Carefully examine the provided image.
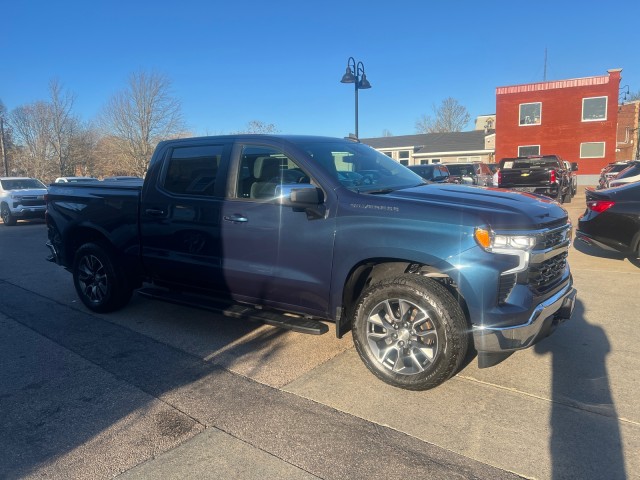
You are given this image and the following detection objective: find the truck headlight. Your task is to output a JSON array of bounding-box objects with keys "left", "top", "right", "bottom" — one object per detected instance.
[{"left": 474, "top": 227, "right": 536, "bottom": 274}]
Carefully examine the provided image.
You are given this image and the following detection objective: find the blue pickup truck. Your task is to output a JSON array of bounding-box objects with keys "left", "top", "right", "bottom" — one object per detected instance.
[{"left": 45, "top": 135, "right": 576, "bottom": 390}]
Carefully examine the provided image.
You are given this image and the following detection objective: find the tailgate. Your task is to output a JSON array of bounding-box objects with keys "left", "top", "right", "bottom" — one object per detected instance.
[{"left": 499, "top": 168, "right": 552, "bottom": 189}]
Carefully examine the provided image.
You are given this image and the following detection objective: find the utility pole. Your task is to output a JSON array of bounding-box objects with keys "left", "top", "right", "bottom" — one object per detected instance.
[
  {"left": 543, "top": 48, "right": 547, "bottom": 82},
  {"left": 0, "top": 116, "right": 8, "bottom": 176}
]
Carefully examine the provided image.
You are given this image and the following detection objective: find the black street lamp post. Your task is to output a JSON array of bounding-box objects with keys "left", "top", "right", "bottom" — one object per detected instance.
[{"left": 340, "top": 57, "right": 371, "bottom": 139}]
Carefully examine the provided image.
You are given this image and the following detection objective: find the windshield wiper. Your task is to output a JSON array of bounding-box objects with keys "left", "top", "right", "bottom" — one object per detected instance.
[{"left": 364, "top": 188, "right": 397, "bottom": 195}]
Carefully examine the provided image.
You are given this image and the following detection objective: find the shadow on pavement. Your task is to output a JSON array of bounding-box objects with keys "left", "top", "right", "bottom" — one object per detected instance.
[
  {"left": 0, "top": 280, "right": 286, "bottom": 478},
  {"left": 534, "top": 298, "right": 627, "bottom": 479}
]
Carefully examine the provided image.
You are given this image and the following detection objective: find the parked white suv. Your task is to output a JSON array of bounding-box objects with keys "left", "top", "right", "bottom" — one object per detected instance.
[{"left": 0, "top": 177, "right": 48, "bottom": 226}]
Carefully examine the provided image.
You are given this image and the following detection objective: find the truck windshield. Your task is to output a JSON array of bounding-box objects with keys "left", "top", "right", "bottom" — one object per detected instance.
[
  {"left": 296, "top": 140, "right": 424, "bottom": 192},
  {"left": 0, "top": 179, "right": 47, "bottom": 190}
]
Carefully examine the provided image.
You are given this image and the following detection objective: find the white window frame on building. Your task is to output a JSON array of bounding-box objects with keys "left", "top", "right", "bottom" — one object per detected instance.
[
  {"left": 582, "top": 97, "right": 608, "bottom": 122},
  {"left": 383, "top": 151, "right": 393, "bottom": 158},
  {"left": 420, "top": 158, "right": 441, "bottom": 165},
  {"left": 518, "top": 145, "right": 540, "bottom": 156},
  {"left": 580, "top": 141, "right": 606, "bottom": 158},
  {"left": 398, "top": 150, "right": 410, "bottom": 161},
  {"left": 519, "top": 102, "right": 542, "bottom": 126}
]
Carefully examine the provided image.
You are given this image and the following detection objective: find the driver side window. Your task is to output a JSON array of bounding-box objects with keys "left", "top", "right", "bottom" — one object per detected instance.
[{"left": 236, "top": 146, "right": 308, "bottom": 200}]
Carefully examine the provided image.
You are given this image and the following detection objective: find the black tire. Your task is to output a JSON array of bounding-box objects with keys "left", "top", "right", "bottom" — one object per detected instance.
[
  {"left": 72, "top": 242, "right": 133, "bottom": 312},
  {"left": 352, "top": 274, "right": 468, "bottom": 390},
  {"left": 1, "top": 204, "right": 17, "bottom": 226}
]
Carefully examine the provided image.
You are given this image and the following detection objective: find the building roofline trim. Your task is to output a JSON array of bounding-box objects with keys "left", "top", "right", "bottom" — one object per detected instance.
[
  {"left": 496, "top": 75, "right": 612, "bottom": 95},
  {"left": 413, "top": 149, "right": 494, "bottom": 157}
]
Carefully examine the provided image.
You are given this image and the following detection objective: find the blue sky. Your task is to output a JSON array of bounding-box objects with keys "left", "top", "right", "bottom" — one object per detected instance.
[{"left": 3, "top": 0, "right": 639, "bottom": 139}]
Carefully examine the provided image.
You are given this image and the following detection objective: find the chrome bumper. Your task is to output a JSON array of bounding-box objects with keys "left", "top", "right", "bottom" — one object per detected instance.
[{"left": 472, "top": 280, "right": 576, "bottom": 353}]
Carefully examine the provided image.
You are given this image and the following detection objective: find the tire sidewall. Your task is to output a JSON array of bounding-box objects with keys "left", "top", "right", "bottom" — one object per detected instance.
[
  {"left": 1, "top": 204, "right": 16, "bottom": 226},
  {"left": 352, "top": 275, "right": 467, "bottom": 390},
  {"left": 72, "top": 242, "right": 130, "bottom": 312}
]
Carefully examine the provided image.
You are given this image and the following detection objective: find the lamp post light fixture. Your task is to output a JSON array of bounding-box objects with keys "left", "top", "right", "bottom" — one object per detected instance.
[{"left": 340, "top": 57, "right": 371, "bottom": 139}]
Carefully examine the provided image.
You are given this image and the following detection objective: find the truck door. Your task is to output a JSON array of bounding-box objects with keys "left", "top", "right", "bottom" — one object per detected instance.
[
  {"left": 220, "top": 143, "right": 336, "bottom": 317},
  {"left": 139, "top": 141, "right": 232, "bottom": 293}
]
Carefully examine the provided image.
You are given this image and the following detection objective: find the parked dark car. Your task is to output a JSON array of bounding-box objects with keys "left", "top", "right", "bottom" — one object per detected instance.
[
  {"left": 607, "top": 161, "right": 640, "bottom": 189},
  {"left": 443, "top": 162, "right": 494, "bottom": 186},
  {"left": 577, "top": 182, "right": 640, "bottom": 257},
  {"left": 408, "top": 164, "right": 451, "bottom": 183},
  {"left": 597, "top": 161, "right": 631, "bottom": 189}
]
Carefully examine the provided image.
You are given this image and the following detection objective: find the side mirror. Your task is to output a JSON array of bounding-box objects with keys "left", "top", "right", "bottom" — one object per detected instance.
[
  {"left": 275, "top": 184, "right": 324, "bottom": 207},
  {"left": 571, "top": 162, "right": 579, "bottom": 172}
]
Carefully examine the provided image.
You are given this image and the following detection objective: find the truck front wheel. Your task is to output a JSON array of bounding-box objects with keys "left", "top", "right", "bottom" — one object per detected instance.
[
  {"left": 352, "top": 274, "right": 468, "bottom": 390},
  {"left": 1, "top": 204, "right": 16, "bottom": 226},
  {"left": 72, "top": 242, "right": 133, "bottom": 313}
]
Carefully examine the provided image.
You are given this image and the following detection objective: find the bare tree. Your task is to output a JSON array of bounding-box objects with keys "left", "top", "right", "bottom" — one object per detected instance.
[
  {"left": 100, "top": 71, "right": 184, "bottom": 177},
  {"left": 68, "top": 124, "right": 101, "bottom": 177},
  {"left": 415, "top": 97, "right": 471, "bottom": 133},
  {"left": 48, "top": 79, "right": 78, "bottom": 177},
  {"left": 233, "top": 120, "right": 279, "bottom": 134},
  {"left": 628, "top": 90, "right": 640, "bottom": 102},
  {"left": 0, "top": 100, "right": 10, "bottom": 176},
  {"left": 9, "top": 102, "right": 56, "bottom": 180}
]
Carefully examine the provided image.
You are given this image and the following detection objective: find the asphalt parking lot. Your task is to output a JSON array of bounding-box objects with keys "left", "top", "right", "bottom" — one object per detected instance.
[{"left": 1, "top": 187, "right": 639, "bottom": 479}]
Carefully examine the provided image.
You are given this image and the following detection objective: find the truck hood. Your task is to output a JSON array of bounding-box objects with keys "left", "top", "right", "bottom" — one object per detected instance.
[
  {"left": 381, "top": 184, "right": 568, "bottom": 230},
  {"left": 6, "top": 188, "right": 48, "bottom": 196}
]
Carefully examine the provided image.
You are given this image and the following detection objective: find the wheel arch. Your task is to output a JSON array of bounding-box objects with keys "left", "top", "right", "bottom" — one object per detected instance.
[
  {"left": 62, "top": 225, "right": 112, "bottom": 268},
  {"left": 337, "top": 258, "right": 471, "bottom": 338}
]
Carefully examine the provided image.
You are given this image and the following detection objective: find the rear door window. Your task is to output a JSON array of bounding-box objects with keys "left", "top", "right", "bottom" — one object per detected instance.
[{"left": 163, "top": 145, "right": 225, "bottom": 196}]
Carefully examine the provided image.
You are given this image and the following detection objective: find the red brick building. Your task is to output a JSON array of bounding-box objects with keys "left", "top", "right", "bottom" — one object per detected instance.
[
  {"left": 617, "top": 101, "right": 640, "bottom": 161},
  {"left": 495, "top": 69, "right": 622, "bottom": 177}
]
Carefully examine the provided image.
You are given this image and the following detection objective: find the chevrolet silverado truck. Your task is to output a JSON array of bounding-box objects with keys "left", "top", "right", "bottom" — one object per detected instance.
[
  {"left": 495, "top": 155, "right": 577, "bottom": 203},
  {"left": 1, "top": 177, "right": 48, "bottom": 226},
  {"left": 45, "top": 135, "right": 576, "bottom": 390}
]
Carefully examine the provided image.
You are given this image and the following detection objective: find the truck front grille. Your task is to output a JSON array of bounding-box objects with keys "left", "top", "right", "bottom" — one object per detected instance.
[
  {"left": 528, "top": 251, "right": 568, "bottom": 292},
  {"left": 19, "top": 199, "right": 45, "bottom": 207},
  {"left": 497, "top": 223, "right": 571, "bottom": 304},
  {"left": 528, "top": 224, "right": 571, "bottom": 295}
]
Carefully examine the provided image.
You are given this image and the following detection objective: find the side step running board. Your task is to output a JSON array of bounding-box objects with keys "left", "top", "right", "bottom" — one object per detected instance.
[{"left": 137, "top": 287, "right": 329, "bottom": 335}]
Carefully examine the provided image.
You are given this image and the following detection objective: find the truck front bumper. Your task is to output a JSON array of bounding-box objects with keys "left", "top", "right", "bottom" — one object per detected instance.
[
  {"left": 11, "top": 205, "right": 46, "bottom": 219},
  {"left": 472, "top": 279, "right": 576, "bottom": 353}
]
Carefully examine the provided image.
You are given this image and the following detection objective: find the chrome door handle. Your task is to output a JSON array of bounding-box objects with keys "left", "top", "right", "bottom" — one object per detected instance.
[{"left": 224, "top": 214, "right": 248, "bottom": 223}]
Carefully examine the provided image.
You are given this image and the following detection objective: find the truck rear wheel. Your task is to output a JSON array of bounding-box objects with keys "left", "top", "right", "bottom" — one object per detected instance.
[
  {"left": 352, "top": 274, "right": 468, "bottom": 390},
  {"left": 72, "top": 242, "right": 133, "bottom": 313}
]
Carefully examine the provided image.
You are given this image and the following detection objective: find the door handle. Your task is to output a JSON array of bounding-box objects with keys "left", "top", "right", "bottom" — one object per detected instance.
[
  {"left": 224, "top": 214, "right": 248, "bottom": 223},
  {"left": 145, "top": 208, "right": 166, "bottom": 217}
]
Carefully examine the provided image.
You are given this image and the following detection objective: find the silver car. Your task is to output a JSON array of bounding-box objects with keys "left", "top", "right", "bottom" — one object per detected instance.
[{"left": 0, "top": 177, "right": 48, "bottom": 226}]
